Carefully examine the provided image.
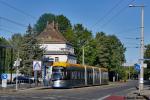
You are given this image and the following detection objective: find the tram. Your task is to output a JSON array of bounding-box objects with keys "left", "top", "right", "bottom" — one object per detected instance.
[{"left": 51, "top": 62, "right": 108, "bottom": 88}]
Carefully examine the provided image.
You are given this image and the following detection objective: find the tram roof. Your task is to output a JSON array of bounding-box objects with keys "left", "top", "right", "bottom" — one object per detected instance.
[
  {"left": 52, "top": 62, "right": 108, "bottom": 71},
  {"left": 53, "top": 62, "right": 82, "bottom": 68}
]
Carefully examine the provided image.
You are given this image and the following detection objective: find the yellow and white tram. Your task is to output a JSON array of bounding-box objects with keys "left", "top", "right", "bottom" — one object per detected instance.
[{"left": 51, "top": 62, "right": 108, "bottom": 88}]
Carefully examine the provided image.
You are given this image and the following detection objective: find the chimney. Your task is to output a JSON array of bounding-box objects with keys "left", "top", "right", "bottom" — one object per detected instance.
[
  {"left": 46, "top": 21, "right": 49, "bottom": 27},
  {"left": 55, "top": 22, "right": 59, "bottom": 30},
  {"left": 52, "top": 20, "right": 55, "bottom": 28}
]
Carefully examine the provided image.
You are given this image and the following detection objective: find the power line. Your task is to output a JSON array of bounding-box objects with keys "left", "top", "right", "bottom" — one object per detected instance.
[
  {"left": 124, "top": 37, "right": 140, "bottom": 40},
  {"left": 0, "top": 27, "right": 15, "bottom": 33},
  {"left": 123, "top": 42, "right": 139, "bottom": 45},
  {"left": 0, "top": 0, "right": 36, "bottom": 19},
  {"left": 101, "top": 0, "right": 136, "bottom": 28},
  {"left": 0, "top": 24, "right": 23, "bottom": 30},
  {"left": 91, "top": 0, "right": 125, "bottom": 28},
  {"left": 116, "top": 27, "right": 140, "bottom": 34},
  {"left": 126, "top": 46, "right": 139, "bottom": 48},
  {"left": 0, "top": 16, "right": 27, "bottom": 28}
]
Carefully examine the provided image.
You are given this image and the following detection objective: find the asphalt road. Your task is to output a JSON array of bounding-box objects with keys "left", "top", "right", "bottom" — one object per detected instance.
[{"left": 0, "top": 80, "right": 138, "bottom": 100}]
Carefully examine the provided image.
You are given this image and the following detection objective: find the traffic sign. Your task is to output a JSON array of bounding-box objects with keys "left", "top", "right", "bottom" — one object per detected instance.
[
  {"left": 1, "top": 73, "right": 7, "bottom": 88},
  {"left": 1, "top": 73, "right": 7, "bottom": 79},
  {"left": 2, "top": 79, "right": 7, "bottom": 88},
  {"left": 134, "top": 64, "right": 140, "bottom": 72},
  {"left": 143, "top": 64, "right": 147, "bottom": 68},
  {"left": 33, "top": 61, "right": 42, "bottom": 71}
]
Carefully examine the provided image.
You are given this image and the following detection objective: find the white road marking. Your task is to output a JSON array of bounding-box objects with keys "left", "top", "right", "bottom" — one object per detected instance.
[
  {"left": 43, "top": 97, "right": 56, "bottom": 100},
  {"left": 97, "top": 95, "right": 111, "bottom": 100}
]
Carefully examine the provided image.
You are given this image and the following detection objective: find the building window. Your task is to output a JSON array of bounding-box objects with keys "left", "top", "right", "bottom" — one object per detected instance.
[{"left": 55, "top": 57, "right": 59, "bottom": 62}]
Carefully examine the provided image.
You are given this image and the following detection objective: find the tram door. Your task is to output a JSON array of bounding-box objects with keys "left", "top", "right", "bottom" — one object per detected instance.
[{"left": 46, "top": 66, "right": 53, "bottom": 83}]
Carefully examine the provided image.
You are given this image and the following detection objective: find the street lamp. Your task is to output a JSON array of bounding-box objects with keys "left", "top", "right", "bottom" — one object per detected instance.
[{"left": 129, "top": 4, "right": 145, "bottom": 94}]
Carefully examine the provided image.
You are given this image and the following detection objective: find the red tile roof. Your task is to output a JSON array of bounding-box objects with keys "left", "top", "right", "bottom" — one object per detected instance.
[{"left": 37, "top": 22, "right": 67, "bottom": 44}]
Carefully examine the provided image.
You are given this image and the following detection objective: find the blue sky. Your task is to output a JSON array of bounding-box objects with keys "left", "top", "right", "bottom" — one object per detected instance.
[{"left": 0, "top": 0, "right": 149, "bottom": 64}]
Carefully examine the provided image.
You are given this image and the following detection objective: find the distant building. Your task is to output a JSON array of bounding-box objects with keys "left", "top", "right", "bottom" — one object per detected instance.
[{"left": 37, "top": 22, "right": 77, "bottom": 64}]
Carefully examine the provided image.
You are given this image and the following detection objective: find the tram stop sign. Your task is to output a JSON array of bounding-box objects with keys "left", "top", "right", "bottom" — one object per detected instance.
[{"left": 33, "top": 61, "right": 42, "bottom": 71}]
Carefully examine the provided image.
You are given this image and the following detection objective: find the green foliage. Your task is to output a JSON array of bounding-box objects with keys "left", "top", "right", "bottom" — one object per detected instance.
[
  {"left": 144, "top": 68, "right": 150, "bottom": 80},
  {"left": 56, "top": 15, "right": 72, "bottom": 34},
  {"left": 9, "top": 25, "right": 44, "bottom": 75},
  {"left": 72, "top": 24, "right": 93, "bottom": 64},
  {"left": 34, "top": 13, "right": 71, "bottom": 35},
  {"left": 0, "top": 37, "right": 13, "bottom": 73},
  {"left": 19, "top": 25, "right": 44, "bottom": 74},
  {"left": 0, "top": 37, "right": 9, "bottom": 45},
  {"left": 144, "top": 44, "right": 150, "bottom": 79},
  {"left": 144, "top": 44, "right": 150, "bottom": 68},
  {"left": 34, "top": 13, "right": 56, "bottom": 34},
  {"left": 95, "top": 32, "right": 126, "bottom": 70},
  {"left": 9, "top": 33, "right": 23, "bottom": 59}
]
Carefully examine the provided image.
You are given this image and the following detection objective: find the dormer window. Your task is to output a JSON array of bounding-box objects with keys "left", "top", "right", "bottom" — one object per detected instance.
[{"left": 55, "top": 57, "right": 59, "bottom": 62}]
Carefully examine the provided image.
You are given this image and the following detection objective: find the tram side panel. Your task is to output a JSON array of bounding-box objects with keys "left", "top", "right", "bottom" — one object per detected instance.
[
  {"left": 101, "top": 70, "right": 109, "bottom": 85},
  {"left": 67, "top": 66, "right": 85, "bottom": 88},
  {"left": 94, "top": 68, "right": 101, "bottom": 85},
  {"left": 87, "top": 68, "right": 93, "bottom": 85}
]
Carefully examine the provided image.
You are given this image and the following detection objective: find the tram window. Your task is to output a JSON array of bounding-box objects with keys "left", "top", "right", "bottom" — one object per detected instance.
[
  {"left": 74, "top": 71, "right": 76, "bottom": 79},
  {"left": 76, "top": 72, "right": 78, "bottom": 79},
  {"left": 96, "top": 72, "right": 98, "bottom": 79},
  {"left": 72, "top": 71, "right": 76, "bottom": 79},
  {"left": 95, "top": 72, "right": 97, "bottom": 79},
  {"left": 66, "top": 70, "right": 71, "bottom": 80},
  {"left": 71, "top": 72, "right": 74, "bottom": 79},
  {"left": 87, "top": 72, "right": 89, "bottom": 79},
  {"left": 78, "top": 72, "right": 80, "bottom": 79},
  {"left": 81, "top": 72, "right": 83, "bottom": 79},
  {"left": 75, "top": 72, "right": 78, "bottom": 79},
  {"left": 52, "top": 67, "right": 66, "bottom": 80}
]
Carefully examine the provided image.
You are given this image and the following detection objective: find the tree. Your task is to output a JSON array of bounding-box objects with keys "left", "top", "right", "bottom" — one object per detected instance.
[
  {"left": 0, "top": 37, "right": 12, "bottom": 73},
  {"left": 95, "top": 32, "right": 126, "bottom": 70},
  {"left": 34, "top": 13, "right": 55, "bottom": 34},
  {"left": 144, "top": 44, "right": 150, "bottom": 68},
  {"left": 9, "top": 33, "right": 23, "bottom": 60},
  {"left": 0, "top": 37, "right": 9, "bottom": 45},
  {"left": 13, "top": 25, "right": 44, "bottom": 74},
  {"left": 34, "top": 13, "right": 71, "bottom": 35},
  {"left": 56, "top": 15, "right": 72, "bottom": 34},
  {"left": 72, "top": 24, "right": 93, "bottom": 64},
  {"left": 144, "top": 44, "right": 150, "bottom": 79},
  {"left": 95, "top": 32, "right": 110, "bottom": 67}
]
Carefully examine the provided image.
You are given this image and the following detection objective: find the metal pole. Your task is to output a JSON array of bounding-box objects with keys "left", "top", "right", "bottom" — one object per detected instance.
[
  {"left": 16, "top": 66, "right": 18, "bottom": 90},
  {"left": 16, "top": 51, "right": 19, "bottom": 91},
  {"left": 83, "top": 46, "right": 87, "bottom": 85},
  {"left": 82, "top": 46, "right": 85, "bottom": 65},
  {"left": 129, "top": 66, "right": 130, "bottom": 80},
  {"left": 139, "top": 6, "right": 144, "bottom": 92},
  {"left": 129, "top": 4, "right": 145, "bottom": 94}
]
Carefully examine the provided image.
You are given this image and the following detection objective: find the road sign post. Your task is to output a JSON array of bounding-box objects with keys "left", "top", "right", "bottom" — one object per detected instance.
[{"left": 14, "top": 57, "right": 21, "bottom": 91}]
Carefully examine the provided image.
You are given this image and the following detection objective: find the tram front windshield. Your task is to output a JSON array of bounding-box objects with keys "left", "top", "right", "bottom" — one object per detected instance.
[{"left": 52, "top": 67, "right": 65, "bottom": 80}]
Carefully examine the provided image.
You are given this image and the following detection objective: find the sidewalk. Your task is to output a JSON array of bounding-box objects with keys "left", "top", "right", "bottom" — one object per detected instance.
[
  {"left": 126, "top": 81, "right": 150, "bottom": 100},
  {"left": 0, "top": 83, "right": 44, "bottom": 94}
]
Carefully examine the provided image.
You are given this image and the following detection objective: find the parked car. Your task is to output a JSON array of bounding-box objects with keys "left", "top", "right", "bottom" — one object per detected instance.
[{"left": 13, "top": 76, "right": 34, "bottom": 84}]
